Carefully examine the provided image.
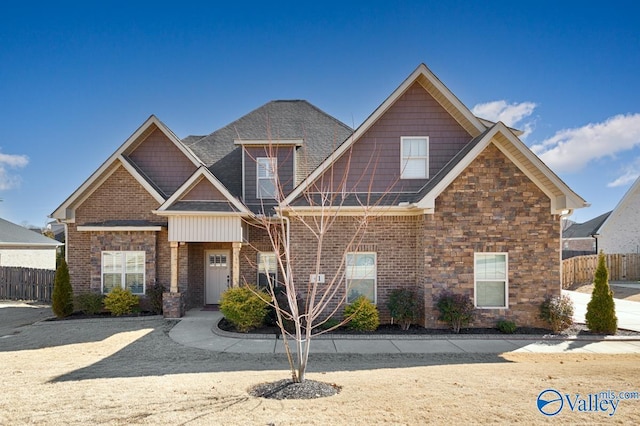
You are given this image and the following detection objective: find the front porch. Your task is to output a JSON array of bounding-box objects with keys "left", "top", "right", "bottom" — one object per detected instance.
[{"left": 161, "top": 218, "right": 273, "bottom": 318}]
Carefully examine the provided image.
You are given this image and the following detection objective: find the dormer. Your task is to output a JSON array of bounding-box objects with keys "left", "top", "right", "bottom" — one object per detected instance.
[{"left": 235, "top": 139, "right": 302, "bottom": 212}]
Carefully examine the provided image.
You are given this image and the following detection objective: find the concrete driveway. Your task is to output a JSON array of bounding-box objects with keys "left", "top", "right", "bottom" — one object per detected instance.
[
  {"left": 563, "top": 290, "right": 640, "bottom": 332},
  {"left": 0, "top": 301, "right": 52, "bottom": 337}
]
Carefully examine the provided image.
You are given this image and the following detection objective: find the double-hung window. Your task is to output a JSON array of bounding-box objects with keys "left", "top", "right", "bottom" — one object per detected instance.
[
  {"left": 474, "top": 253, "right": 508, "bottom": 308},
  {"left": 345, "top": 252, "right": 376, "bottom": 303},
  {"left": 257, "top": 157, "right": 277, "bottom": 199},
  {"left": 102, "top": 251, "right": 145, "bottom": 295},
  {"left": 257, "top": 252, "right": 277, "bottom": 288},
  {"left": 400, "top": 136, "right": 428, "bottom": 179}
]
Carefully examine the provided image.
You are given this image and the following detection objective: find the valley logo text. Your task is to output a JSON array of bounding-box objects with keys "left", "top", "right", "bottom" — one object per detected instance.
[{"left": 537, "top": 388, "right": 640, "bottom": 417}]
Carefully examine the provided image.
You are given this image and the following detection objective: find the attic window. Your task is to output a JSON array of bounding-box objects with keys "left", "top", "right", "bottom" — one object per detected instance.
[
  {"left": 257, "top": 157, "right": 277, "bottom": 199},
  {"left": 400, "top": 136, "right": 429, "bottom": 179}
]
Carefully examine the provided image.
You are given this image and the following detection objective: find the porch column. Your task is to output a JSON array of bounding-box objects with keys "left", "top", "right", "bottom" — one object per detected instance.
[
  {"left": 232, "top": 242, "right": 242, "bottom": 287},
  {"left": 170, "top": 241, "right": 179, "bottom": 292}
]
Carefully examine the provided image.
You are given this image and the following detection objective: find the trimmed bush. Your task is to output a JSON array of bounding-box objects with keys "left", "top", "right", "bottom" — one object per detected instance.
[
  {"left": 104, "top": 287, "right": 140, "bottom": 316},
  {"left": 386, "top": 288, "right": 419, "bottom": 330},
  {"left": 344, "top": 296, "right": 379, "bottom": 331},
  {"left": 317, "top": 317, "right": 341, "bottom": 331},
  {"left": 496, "top": 319, "right": 517, "bottom": 334},
  {"left": 75, "top": 292, "right": 103, "bottom": 315},
  {"left": 220, "top": 286, "right": 270, "bottom": 332},
  {"left": 436, "top": 291, "right": 474, "bottom": 333},
  {"left": 52, "top": 257, "right": 73, "bottom": 318},
  {"left": 586, "top": 252, "right": 618, "bottom": 334},
  {"left": 540, "top": 294, "right": 574, "bottom": 333},
  {"left": 146, "top": 282, "right": 165, "bottom": 314}
]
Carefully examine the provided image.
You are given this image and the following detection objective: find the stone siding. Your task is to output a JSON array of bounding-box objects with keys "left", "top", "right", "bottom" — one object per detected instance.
[{"left": 422, "top": 143, "right": 560, "bottom": 328}]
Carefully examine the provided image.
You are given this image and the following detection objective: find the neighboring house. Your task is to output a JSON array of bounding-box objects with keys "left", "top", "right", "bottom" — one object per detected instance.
[
  {"left": 597, "top": 176, "right": 640, "bottom": 254},
  {"left": 46, "top": 221, "right": 66, "bottom": 243},
  {"left": 51, "top": 64, "right": 587, "bottom": 328},
  {"left": 562, "top": 211, "right": 611, "bottom": 258},
  {"left": 0, "top": 218, "right": 62, "bottom": 270}
]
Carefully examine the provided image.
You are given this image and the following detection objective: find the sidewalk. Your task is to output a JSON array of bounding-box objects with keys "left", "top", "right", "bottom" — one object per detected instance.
[{"left": 169, "top": 309, "right": 640, "bottom": 355}]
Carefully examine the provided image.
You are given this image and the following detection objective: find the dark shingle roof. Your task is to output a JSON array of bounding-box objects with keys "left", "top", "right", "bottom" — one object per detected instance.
[
  {"left": 563, "top": 211, "right": 612, "bottom": 239},
  {"left": 0, "top": 218, "right": 62, "bottom": 246},
  {"left": 166, "top": 201, "right": 241, "bottom": 213},
  {"left": 182, "top": 100, "right": 353, "bottom": 198},
  {"left": 289, "top": 128, "right": 493, "bottom": 208}
]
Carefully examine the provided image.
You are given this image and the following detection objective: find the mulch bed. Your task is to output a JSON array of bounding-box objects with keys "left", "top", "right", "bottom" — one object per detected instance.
[
  {"left": 218, "top": 318, "right": 640, "bottom": 337},
  {"left": 248, "top": 379, "right": 341, "bottom": 400}
]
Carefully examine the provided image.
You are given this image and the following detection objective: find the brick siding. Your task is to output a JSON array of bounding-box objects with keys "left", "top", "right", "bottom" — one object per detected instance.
[
  {"left": 288, "top": 143, "right": 560, "bottom": 328},
  {"left": 68, "top": 163, "right": 168, "bottom": 295}
]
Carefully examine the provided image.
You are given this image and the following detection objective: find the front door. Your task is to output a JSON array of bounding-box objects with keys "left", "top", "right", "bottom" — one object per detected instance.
[{"left": 205, "top": 250, "right": 230, "bottom": 304}]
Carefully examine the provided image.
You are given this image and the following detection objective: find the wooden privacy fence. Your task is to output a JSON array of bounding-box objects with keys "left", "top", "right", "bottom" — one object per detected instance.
[
  {"left": 0, "top": 267, "right": 56, "bottom": 302},
  {"left": 562, "top": 253, "right": 640, "bottom": 288}
]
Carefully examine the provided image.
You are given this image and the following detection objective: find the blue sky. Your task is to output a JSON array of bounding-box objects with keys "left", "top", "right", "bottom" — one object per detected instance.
[{"left": 1, "top": 1, "right": 639, "bottom": 228}]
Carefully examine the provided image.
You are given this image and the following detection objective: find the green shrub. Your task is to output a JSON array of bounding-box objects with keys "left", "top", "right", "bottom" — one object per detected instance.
[
  {"left": 75, "top": 292, "right": 103, "bottom": 315},
  {"left": 103, "top": 287, "right": 140, "bottom": 316},
  {"left": 220, "top": 286, "right": 270, "bottom": 332},
  {"left": 436, "top": 291, "right": 474, "bottom": 333},
  {"left": 540, "top": 294, "right": 574, "bottom": 333},
  {"left": 146, "top": 282, "right": 165, "bottom": 314},
  {"left": 344, "top": 296, "right": 379, "bottom": 331},
  {"left": 496, "top": 319, "right": 517, "bottom": 334},
  {"left": 386, "top": 288, "right": 419, "bottom": 330},
  {"left": 52, "top": 257, "right": 73, "bottom": 318},
  {"left": 586, "top": 252, "right": 618, "bottom": 334},
  {"left": 316, "top": 317, "right": 341, "bottom": 331}
]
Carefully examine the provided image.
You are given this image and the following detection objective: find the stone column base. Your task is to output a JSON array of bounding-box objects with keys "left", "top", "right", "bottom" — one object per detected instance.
[{"left": 163, "top": 292, "right": 185, "bottom": 318}]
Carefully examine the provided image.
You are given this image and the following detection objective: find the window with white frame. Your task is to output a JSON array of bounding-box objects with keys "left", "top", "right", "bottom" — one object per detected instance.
[
  {"left": 400, "top": 136, "right": 429, "bottom": 179},
  {"left": 257, "top": 252, "right": 277, "bottom": 288},
  {"left": 257, "top": 157, "right": 277, "bottom": 199},
  {"left": 345, "top": 252, "right": 376, "bottom": 303},
  {"left": 102, "top": 251, "right": 145, "bottom": 295},
  {"left": 474, "top": 253, "right": 508, "bottom": 308}
]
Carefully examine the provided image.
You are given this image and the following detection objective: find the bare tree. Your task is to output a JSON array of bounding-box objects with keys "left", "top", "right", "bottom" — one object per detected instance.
[{"left": 245, "top": 137, "right": 392, "bottom": 382}]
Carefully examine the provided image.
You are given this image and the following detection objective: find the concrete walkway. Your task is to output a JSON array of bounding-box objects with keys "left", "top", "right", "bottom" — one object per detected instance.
[
  {"left": 169, "top": 309, "right": 640, "bottom": 355},
  {"left": 563, "top": 289, "right": 640, "bottom": 332}
]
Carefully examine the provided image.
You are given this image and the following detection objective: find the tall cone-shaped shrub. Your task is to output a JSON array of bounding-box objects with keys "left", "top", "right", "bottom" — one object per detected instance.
[
  {"left": 585, "top": 252, "right": 617, "bottom": 334},
  {"left": 52, "top": 257, "right": 73, "bottom": 318}
]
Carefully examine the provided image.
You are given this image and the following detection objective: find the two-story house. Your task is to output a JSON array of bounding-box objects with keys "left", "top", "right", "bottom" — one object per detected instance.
[{"left": 51, "top": 64, "right": 587, "bottom": 328}]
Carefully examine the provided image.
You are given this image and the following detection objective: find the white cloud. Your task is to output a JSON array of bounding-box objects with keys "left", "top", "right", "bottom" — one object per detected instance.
[
  {"left": 0, "top": 152, "right": 29, "bottom": 190},
  {"left": 607, "top": 158, "right": 640, "bottom": 188},
  {"left": 530, "top": 113, "right": 640, "bottom": 173},
  {"left": 472, "top": 100, "right": 537, "bottom": 139}
]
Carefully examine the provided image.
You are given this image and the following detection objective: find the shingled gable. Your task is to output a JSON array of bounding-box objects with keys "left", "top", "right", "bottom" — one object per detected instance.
[
  {"left": 51, "top": 115, "right": 202, "bottom": 221},
  {"left": 154, "top": 166, "right": 251, "bottom": 215},
  {"left": 283, "top": 65, "right": 587, "bottom": 216},
  {"left": 414, "top": 122, "right": 588, "bottom": 214},
  {"left": 182, "top": 100, "right": 353, "bottom": 199},
  {"left": 283, "top": 63, "right": 487, "bottom": 206}
]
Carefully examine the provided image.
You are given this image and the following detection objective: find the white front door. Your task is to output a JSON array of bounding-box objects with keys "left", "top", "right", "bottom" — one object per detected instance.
[{"left": 205, "top": 250, "right": 230, "bottom": 304}]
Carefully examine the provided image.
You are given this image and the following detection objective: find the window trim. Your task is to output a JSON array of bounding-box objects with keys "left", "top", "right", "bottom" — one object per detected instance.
[
  {"left": 101, "top": 251, "right": 146, "bottom": 295},
  {"left": 345, "top": 252, "right": 377, "bottom": 304},
  {"left": 256, "top": 157, "right": 277, "bottom": 199},
  {"left": 257, "top": 251, "right": 278, "bottom": 288},
  {"left": 400, "top": 136, "right": 429, "bottom": 179},
  {"left": 474, "top": 252, "right": 508, "bottom": 309}
]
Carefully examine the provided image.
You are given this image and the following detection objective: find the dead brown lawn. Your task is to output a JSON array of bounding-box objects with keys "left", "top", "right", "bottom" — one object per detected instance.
[{"left": 0, "top": 319, "right": 639, "bottom": 425}]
